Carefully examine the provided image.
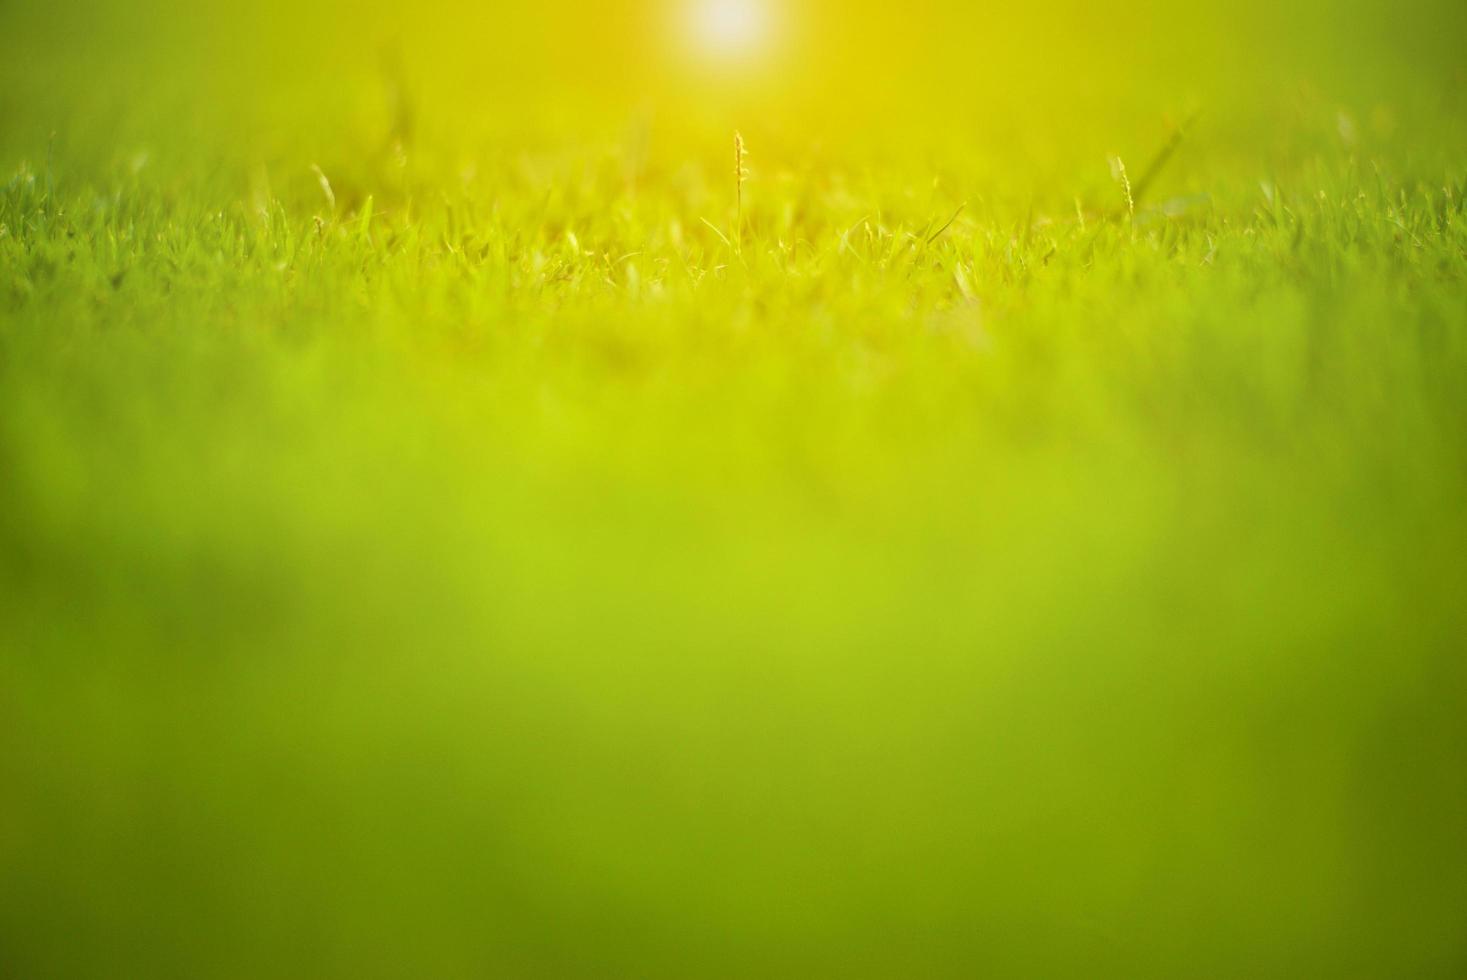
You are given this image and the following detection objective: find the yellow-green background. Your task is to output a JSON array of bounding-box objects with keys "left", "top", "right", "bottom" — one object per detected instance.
[{"left": 2, "top": 1, "right": 1465, "bottom": 977}]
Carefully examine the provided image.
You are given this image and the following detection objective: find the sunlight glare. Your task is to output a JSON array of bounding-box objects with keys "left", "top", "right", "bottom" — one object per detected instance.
[{"left": 691, "top": 0, "right": 768, "bottom": 59}]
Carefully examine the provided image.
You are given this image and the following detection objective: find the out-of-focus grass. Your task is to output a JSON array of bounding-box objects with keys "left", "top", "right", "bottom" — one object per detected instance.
[{"left": 2, "top": 1, "right": 1466, "bottom": 976}]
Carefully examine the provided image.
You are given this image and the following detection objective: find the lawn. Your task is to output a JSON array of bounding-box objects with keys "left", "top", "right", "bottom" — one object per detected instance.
[{"left": 2, "top": 0, "right": 1466, "bottom": 976}]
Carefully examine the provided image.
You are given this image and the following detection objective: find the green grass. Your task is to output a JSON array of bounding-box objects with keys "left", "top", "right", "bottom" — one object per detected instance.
[{"left": 3, "top": 1, "right": 1467, "bottom": 976}]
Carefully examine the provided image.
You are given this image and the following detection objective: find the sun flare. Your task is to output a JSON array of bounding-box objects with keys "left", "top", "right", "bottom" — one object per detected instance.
[{"left": 690, "top": 0, "right": 768, "bottom": 58}]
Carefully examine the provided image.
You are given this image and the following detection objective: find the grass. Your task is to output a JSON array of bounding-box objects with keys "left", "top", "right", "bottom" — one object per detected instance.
[{"left": 2, "top": 0, "right": 1467, "bottom": 976}]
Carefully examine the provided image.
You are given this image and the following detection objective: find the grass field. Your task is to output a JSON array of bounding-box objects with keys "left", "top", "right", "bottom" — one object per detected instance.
[{"left": 3, "top": 0, "right": 1467, "bottom": 976}]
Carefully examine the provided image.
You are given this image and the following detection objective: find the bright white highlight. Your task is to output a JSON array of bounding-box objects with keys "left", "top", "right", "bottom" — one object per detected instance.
[{"left": 691, "top": 0, "right": 768, "bottom": 58}]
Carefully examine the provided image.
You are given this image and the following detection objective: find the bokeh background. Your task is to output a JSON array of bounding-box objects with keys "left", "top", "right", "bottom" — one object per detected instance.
[
  {"left": 2, "top": 1, "right": 1466, "bottom": 977},
  {"left": 4, "top": 0, "right": 1465, "bottom": 178}
]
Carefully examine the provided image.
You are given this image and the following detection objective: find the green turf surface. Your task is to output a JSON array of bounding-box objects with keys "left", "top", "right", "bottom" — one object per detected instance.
[{"left": 2, "top": 1, "right": 1466, "bottom": 975}]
